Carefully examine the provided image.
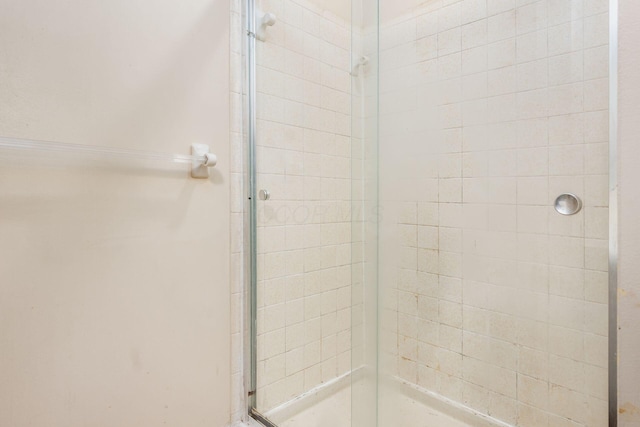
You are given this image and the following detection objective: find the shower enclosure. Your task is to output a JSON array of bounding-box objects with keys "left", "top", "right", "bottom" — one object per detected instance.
[{"left": 244, "top": 0, "right": 615, "bottom": 426}]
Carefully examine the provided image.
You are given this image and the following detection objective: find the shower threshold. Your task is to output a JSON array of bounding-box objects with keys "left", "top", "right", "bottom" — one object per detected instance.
[{"left": 246, "top": 371, "right": 510, "bottom": 427}]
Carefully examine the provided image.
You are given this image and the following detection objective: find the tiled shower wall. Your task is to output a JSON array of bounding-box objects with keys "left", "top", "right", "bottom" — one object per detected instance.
[
  {"left": 379, "top": 0, "right": 609, "bottom": 426},
  {"left": 252, "top": 0, "right": 353, "bottom": 412}
]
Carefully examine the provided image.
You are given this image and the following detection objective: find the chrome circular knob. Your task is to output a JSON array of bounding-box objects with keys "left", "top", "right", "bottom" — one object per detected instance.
[
  {"left": 554, "top": 193, "right": 582, "bottom": 215},
  {"left": 258, "top": 189, "right": 270, "bottom": 201}
]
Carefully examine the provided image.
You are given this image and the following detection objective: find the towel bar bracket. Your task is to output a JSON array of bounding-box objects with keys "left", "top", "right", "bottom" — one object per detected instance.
[{"left": 191, "top": 143, "right": 217, "bottom": 179}]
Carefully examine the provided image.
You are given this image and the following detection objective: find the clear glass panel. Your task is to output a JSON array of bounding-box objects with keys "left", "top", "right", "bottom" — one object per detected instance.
[
  {"left": 252, "top": 0, "right": 355, "bottom": 425},
  {"left": 374, "top": 1, "right": 610, "bottom": 426},
  {"left": 253, "top": 0, "right": 610, "bottom": 426}
]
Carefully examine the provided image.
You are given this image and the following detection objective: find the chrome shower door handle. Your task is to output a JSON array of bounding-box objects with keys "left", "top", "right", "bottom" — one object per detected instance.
[{"left": 258, "top": 189, "right": 270, "bottom": 200}]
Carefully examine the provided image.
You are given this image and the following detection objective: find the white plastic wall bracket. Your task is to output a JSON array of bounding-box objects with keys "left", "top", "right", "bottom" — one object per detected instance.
[
  {"left": 191, "top": 143, "right": 217, "bottom": 179},
  {"left": 256, "top": 10, "right": 276, "bottom": 42}
]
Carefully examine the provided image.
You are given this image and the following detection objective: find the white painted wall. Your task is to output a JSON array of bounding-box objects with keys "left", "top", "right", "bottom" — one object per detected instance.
[
  {"left": 617, "top": 1, "right": 640, "bottom": 424},
  {"left": 0, "top": 1, "right": 231, "bottom": 426}
]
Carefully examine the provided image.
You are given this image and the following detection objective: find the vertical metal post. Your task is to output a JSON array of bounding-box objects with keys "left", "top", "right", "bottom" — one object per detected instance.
[
  {"left": 608, "top": 0, "right": 619, "bottom": 425},
  {"left": 245, "top": 0, "right": 258, "bottom": 413}
]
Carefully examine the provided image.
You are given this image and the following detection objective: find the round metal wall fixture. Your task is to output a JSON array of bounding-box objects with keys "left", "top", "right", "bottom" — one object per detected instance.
[
  {"left": 258, "top": 189, "right": 270, "bottom": 201},
  {"left": 554, "top": 193, "right": 582, "bottom": 215}
]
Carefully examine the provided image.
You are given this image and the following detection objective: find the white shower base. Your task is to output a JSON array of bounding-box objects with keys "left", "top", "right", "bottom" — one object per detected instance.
[
  {"left": 276, "top": 386, "right": 475, "bottom": 427},
  {"left": 256, "top": 373, "right": 510, "bottom": 427}
]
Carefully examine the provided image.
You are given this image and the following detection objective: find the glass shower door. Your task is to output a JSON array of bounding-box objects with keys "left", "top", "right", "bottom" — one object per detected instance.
[
  {"left": 249, "top": 0, "right": 613, "bottom": 426},
  {"left": 373, "top": 1, "right": 612, "bottom": 426},
  {"left": 249, "top": 0, "right": 355, "bottom": 425}
]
